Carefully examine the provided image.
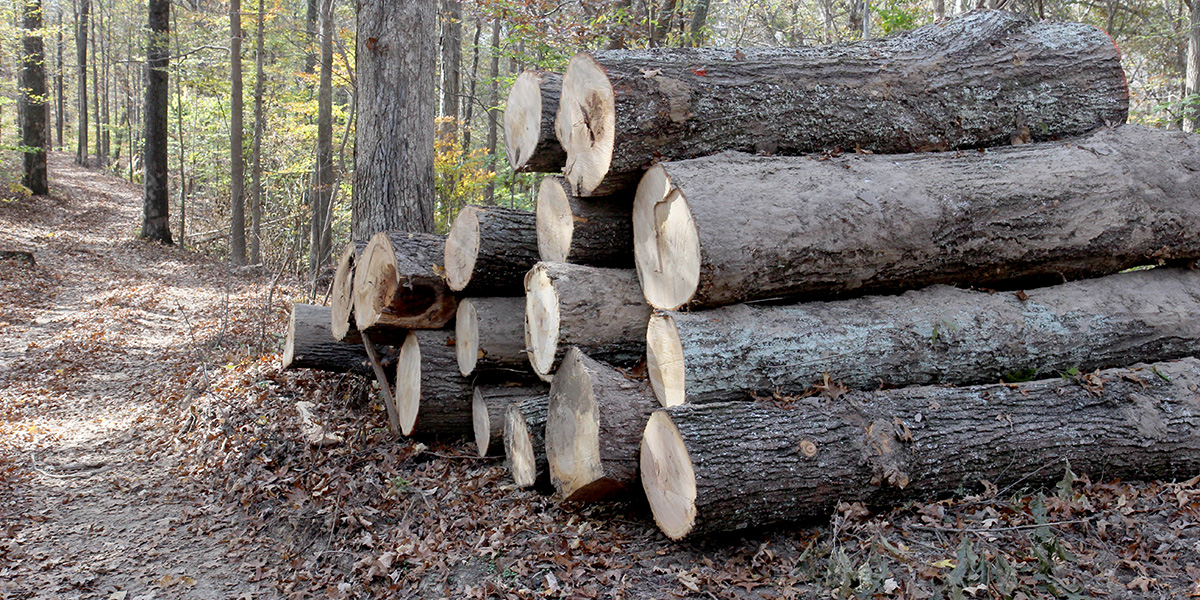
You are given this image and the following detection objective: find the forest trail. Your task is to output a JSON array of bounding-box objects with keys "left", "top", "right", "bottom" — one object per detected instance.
[{"left": 0, "top": 153, "right": 280, "bottom": 599}]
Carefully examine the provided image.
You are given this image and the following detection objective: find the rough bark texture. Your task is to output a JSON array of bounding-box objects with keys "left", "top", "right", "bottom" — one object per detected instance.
[
  {"left": 75, "top": 0, "right": 88, "bottom": 166},
  {"left": 503, "top": 71, "right": 566, "bottom": 172},
  {"left": 546, "top": 348, "right": 658, "bottom": 502},
  {"left": 396, "top": 329, "right": 474, "bottom": 438},
  {"left": 439, "top": 0, "right": 461, "bottom": 136},
  {"left": 230, "top": 0, "right": 246, "bottom": 265},
  {"left": 525, "top": 263, "right": 650, "bottom": 382},
  {"left": 642, "top": 357, "right": 1200, "bottom": 540},
  {"left": 473, "top": 384, "right": 547, "bottom": 457},
  {"left": 536, "top": 176, "right": 633, "bottom": 267},
  {"left": 20, "top": 0, "right": 48, "bottom": 195},
  {"left": 649, "top": 267, "right": 1200, "bottom": 407},
  {"left": 282, "top": 303, "right": 394, "bottom": 376},
  {"left": 140, "top": 0, "right": 172, "bottom": 244},
  {"left": 504, "top": 393, "right": 551, "bottom": 489},
  {"left": 444, "top": 206, "right": 540, "bottom": 295},
  {"left": 455, "top": 297, "right": 528, "bottom": 376},
  {"left": 634, "top": 125, "right": 1200, "bottom": 310},
  {"left": 331, "top": 242, "right": 367, "bottom": 343},
  {"left": 1185, "top": 0, "right": 1199, "bottom": 132},
  {"left": 352, "top": 0, "right": 436, "bottom": 239},
  {"left": 560, "top": 10, "right": 1128, "bottom": 196},
  {"left": 310, "top": 0, "right": 335, "bottom": 271},
  {"left": 353, "top": 231, "right": 456, "bottom": 337}
]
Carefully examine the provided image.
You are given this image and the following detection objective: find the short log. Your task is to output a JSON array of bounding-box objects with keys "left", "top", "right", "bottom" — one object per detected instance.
[
  {"left": 282, "top": 303, "right": 394, "bottom": 376},
  {"left": 395, "top": 329, "right": 473, "bottom": 438},
  {"left": 455, "top": 297, "right": 529, "bottom": 377},
  {"left": 473, "top": 384, "right": 549, "bottom": 458},
  {"left": 352, "top": 231, "right": 457, "bottom": 336},
  {"left": 444, "top": 206, "right": 540, "bottom": 295},
  {"left": 330, "top": 241, "right": 367, "bottom": 343},
  {"left": 503, "top": 70, "right": 566, "bottom": 173},
  {"left": 504, "top": 394, "right": 551, "bottom": 490},
  {"left": 536, "top": 175, "right": 634, "bottom": 268}
]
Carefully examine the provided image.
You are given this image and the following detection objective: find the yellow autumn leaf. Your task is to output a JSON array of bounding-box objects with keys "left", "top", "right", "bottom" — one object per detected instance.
[{"left": 930, "top": 559, "right": 956, "bottom": 569}]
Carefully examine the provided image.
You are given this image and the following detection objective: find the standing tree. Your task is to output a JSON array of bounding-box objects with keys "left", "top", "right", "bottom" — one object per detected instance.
[
  {"left": 249, "top": 0, "right": 265, "bottom": 264},
  {"left": 230, "top": 0, "right": 247, "bottom": 265},
  {"left": 20, "top": 0, "right": 48, "bottom": 195},
  {"left": 140, "top": 0, "right": 172, "bottom": 244},
  {"left": 439, "top": 0, "right": 461, "bottom": 138},
  {"left": 482, "top": 17, "right": 500, "bottom": 205},
  {"left": 76, "top": 0, "right": 88, "bottom": 166},
  {"left": 1187, "top": 0, "right": 1199, "bottom": 132},
  {"left": 55, "top": 9, "right": 63, "bottom": 150},
  {"left": 310, "top": 0, "right": 334, "bottom": 273}
]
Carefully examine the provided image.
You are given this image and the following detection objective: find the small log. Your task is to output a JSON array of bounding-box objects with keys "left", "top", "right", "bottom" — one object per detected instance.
[
  {"left": 444, "top": 206, "right": 540, "bottom": 295},
  {"left": 455, "top": 297, "right": 529, "bottom": 377},
  {"left": 281, "top": 303, "right": 394, "bottom": 376},
  {"left": 395, "top": 329, "right": 473, "bottom": 438},
  {"left": 634, "top": 125, "right": 1200, "bottom": 310},
  {"left": 473, "top": 384, "right": 549, "bottom": 458},
  {"left": 646, "top": 267, "right": 1200, "bottom": 407},
  {"left": 536, "top": 175, "right": 634, "bottom": 268},
  {"left": 525, "top": 262, "right": 651, "bottom": 382},
  {"left": 641, "top": 357, "right": 1200, "bottom": 540},
  {"left": 330, "top": 241, "right": 367, "bottom": 343},
  {"left": 558, "top": 10, "right": 1128, "bottom": 196},
  {"left": 352, "top": 231, "right": 457, "bottom": 336},
  {"left": 503, "top": 70, "right": 566, "bottom": 173},
  {"left": 546, "top": 347, "right": 658, "bottom": 502},
  {"left": 504, "top": 394, "right": 551, "bottom": 489}
]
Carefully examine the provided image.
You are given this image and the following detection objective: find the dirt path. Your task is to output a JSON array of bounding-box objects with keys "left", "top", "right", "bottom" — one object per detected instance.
[{"left": 0, "top": 154, "right": 281, "bottom": 599}]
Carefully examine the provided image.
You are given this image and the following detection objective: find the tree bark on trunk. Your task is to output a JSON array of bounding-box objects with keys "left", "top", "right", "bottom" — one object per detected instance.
[
  {"left": 250, "top": 0, "right": 265, "bottom": 264},
  {"left": 536, "top": 176, "right": 632, "bottom": 267},
  {"left": 641, "top": 357, "right": 1200, "bottom": 540},
  {"left": 395, "top": 329, "right": 474, "bottom": 438},
  {"left": 505, "top": 393, "right": 551, "bottom": 489},
  {"left": 310, "top": 0, "right": 335, "bottom": 273},
  {"left": 140, "top": 0, "right": 171, "bottom": 244},
  {"left": 558, "top": 10, "right": 1128, "bottom": 196},
  {"left": 76, "top": 0, "right": 88, "bottom": 167},
  {"left": 443, "top": 205, "right": 540, "bottom": 295},
  {"left": 503, "top": 71, "right": 565, "bottom": 173},
  {"left": 634, "top": 125, "right": 1200, "bottom": 311},
  {"left": 439, "top": 0, "right": 461, "bottom": 138},
  {"left": 352, "top": 231, "right": 456, "bottom": 337},
  {"left": 230, "top": 0, "right": 247, "bottom": 265},
  {"left": 647, "top": 267, "right": 1200, "bottom": 407},
  {"left": 304, "top": 0, "right": 317, "bottom": 74},
  {"left": 55, "top": 10, "right": 63, "bottom": 151},
  {"left": 282, "top": 303, "right": 395, "bottom": 375},
  {"left": 473, "top": 384, "right": 547, "bottom": 457},
  {"left": 21, "top": 0, "right": 48, "bottom": 195},
  {"left": 1185, "top": 0, "right": 1199, "bottom": 132},
  {"left": 461, "top": 20, "right": 481, "bottom": 153},
  {"left": 455, "top": 297, "right": 528, "bottom": 377},
  {"left": 331, "top": 241, "right": 367, "bottom": 342}
]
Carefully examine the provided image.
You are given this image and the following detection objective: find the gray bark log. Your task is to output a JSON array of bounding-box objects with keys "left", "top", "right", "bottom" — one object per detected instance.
[
  {"left": 331, "top": 241, "right": 367, "bottom": 343},
  {"left": 354, "top": 231, "right": 456, "bottom": 337},
  {"left": 398, "top": 329, "right": 473, "bottom": 439},
  {"left": 537, "top": 176, "right": 633, "bottom": 268},
  {"left": 473, "top": 384, "right": 548, "bottom": 457},
  {"left": 444, "top": 206, "right": 540, "bottom": 295},
  {"left": 504, "top": 71, "right": 565, "bottom": 173},
  {"left": 504, "top": 393, "right": 551, "bottom": 490},
  {"left": 282, "top": 303, "right": 395, "bottom": 376},
  {"left": 456, "top": 297, "right": 529, "bottom": 376}
]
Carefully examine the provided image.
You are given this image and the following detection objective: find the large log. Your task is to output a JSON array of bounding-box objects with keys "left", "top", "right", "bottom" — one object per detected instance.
[
  {"left": 443, "top": 206, "right": 540, "bottom": 295},
  {"left": 473, "top": 384, "right": 549, "bottom": 458},
  {"left": 330, "top": 242, "right": 367, "bottom": 343},
  {"left": 536, "top": 176, "right": 634, "bottom": 268},
  {"left": 633, "top": 125, "right": 1200, "bottom": 310},
  {"left": 504, "top": 393, "right": 551, "bottom": 490},
  {"left": 504, "top": 71, "right": 566, "bottom": 173},
  {"left": 558, "top": 10, "right": 1128, "bottom": 196},
  {"left": 455, "top": 297, "right": 529, "bottom": 377},
  {"left": 647, "top": 267, "right": 1200, "bottom": 407},
  {"left": 641, "top": 357, "right": 1200, "bottom": 540},
  {"left": 546, "top": 347, "right": 658, "bottom": 502},
  {"left": 352, "top": 231, "right": 457, "bottom": 336},
  {"left": 525, "top": 262, "right": 651, "bottom": 382},
  {"left": 281, "top": 303, "right": 395, "bottom": 376},
  {"left": 395, "top": 329, "right": 473, "bottom": 438}
]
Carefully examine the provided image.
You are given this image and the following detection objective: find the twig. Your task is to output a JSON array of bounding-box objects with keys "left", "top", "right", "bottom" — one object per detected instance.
[{"left": 907, "top": 518, "right": 1091, "bottom": 534}]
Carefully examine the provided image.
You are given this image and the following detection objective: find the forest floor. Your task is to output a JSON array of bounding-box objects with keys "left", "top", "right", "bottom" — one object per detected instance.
[{"left": 3, "top": 155, "right": 1200, "bottom": 600}]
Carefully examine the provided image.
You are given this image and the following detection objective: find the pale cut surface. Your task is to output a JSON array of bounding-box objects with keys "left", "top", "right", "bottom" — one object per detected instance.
[
  {"left": 557, "top": 53, "right": 615, "bottom": 196},
  {"left": 633, "top": 165, "right": 700, "bottom": 310},
  {"left": 504, "top": 404, "right": 538, "bottom": 487},
  {"left": 443, "top": 206, "right": 481, "bottom": 291},
  {"left": 351, "top": 232, "right": 396, "bottom": 331},
  {"left": 545, "top": 348, "right": 602, "bottom": 499},
  {"left": 640, "top": 411, "right": 697, "bottom": 540},
  {"left": 536, "top": 176, "right": 573, "bottom": 263},
  {"left": 280, "top": 305, "right": 299, "bottom": 369},
  {"left": 330, "top": 243, "right": 358, "bottom": 340},
  {"left": 472, "top": 387, "right": 491, "bottom": 457},
  {"left": 646, "top": 312, "right": 685, "bottom": 407},
  {"left": 455, "top": 298, "right": 479, "bottom": 376},
  {"left": 395, "top": 331, "right": 421, "bottom": 436},
  {"left": 524, "top": 265, "right": 560, "bottom": 381},
  {"left": 504, "top": 71, "right": 544, "bottom": 170}
]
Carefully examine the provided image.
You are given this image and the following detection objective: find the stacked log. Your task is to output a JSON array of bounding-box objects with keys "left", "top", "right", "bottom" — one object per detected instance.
[
  {"left": 282, "top": 303, "right": 394, "bottom": 376},
  {"left": 352, "top": 231, "right": 457, "bottom": 337},
  {"left": 394, "top": 329, "right": 474, "bottom": 438},
  {"left": 455, "top": 297, "right": 529, "bottom": 377},
  {"left": 330, "top": 242, "right": 366, "bottom": 343},
  {"left": 503, "top": 71, "right": 565, "bottom": 173},
  {"left": 536, "top": 176, "right": 633, "bottom": 267},
  {"left": 443, "top": 206, "right": 540, "bottom": 295},
  {"left": 472, "top": 384, "right": 548, "bottom": 458},
  {"left": 504, "top": 394, "right": 551, "bottom": 489}
]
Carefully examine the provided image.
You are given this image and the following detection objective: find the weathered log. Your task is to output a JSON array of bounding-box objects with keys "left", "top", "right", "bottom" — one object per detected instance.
[
  {"left": 546, "top": 347, "right": 658, "bottom": 502},
  {"left": 536, "top": 176, "right": 634, "bottom": 268},
  {"left": 444, "top": 206, "right": 541, "bottom": 295},
  {"left": 282, "top": 303, "right": 394, "bottom": 376},
  {"left": 646, "top": 267, "right": 1200, "bottom": 407},
  {"left": 525, "top": 262, "right": 651, "bottom": 382},
  {"left": 331, "top": 242, "right": 367, "bottom": 343},
  {"left": 395, "top": 329, "right": 473, "bottom": 438},
  {"left": 473, "top": 384, "right": 549, "bottom": 458},
  {"left": 352, "top": 231, "right": 457, "bottom": 336},
  {"left": 634, "top": 125, "right": 1200, "bottom": 310},
  {"left": 641, "top": 357, "right": 1200, "bottom": 540},
  {"left": 558, "top": 10, "right": 1128, "bottom": 196},
  {"left": 504, "top": 71, "right": 566, "bottom": 173},
  {"left": 455, "top": 297, "right": 529, "bottom": 377},
  {"left": 504, "top": 394, "right": 552, "bottom": 490}
]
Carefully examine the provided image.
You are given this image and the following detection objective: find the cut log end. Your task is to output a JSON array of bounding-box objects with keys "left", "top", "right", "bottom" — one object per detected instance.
[
  {"left": 633, "top": 166, "right": 701, "bottom": 311},
  {"left": 546, "top": 347, "right": 603, "bottom": 501},
  {"left": 472, "top": 387, "right": 492, "bottom": 457},
  {"left": 504, "top": 403, "right": 539, "bottom": 488},
  {"left": 504, "top": 71, "right": 545, "bottom": 171},
  {"left": 281, "top": 307, "right": 300, "bottom": 369},
  {"left": 558, "top": 53, "right": 615, "bottom": 197},
  {"left": 640, "top": 411, "right": 697, "bottom": 541},
  {"left": 524, "top": 264, "right": 560, "bottom": 381},
  {"left": 396, "top": 331, "right": 421, "bottom": 436},
  {"left": 444, "top": 206, "right": 481, "bottom": 292},
  {"left": 455, "top": 298, "right": 480, "bottom": 376},
  {"left": 331, "top": 243, "right": 358, "bottom": 341},
  {"left": 536, "top": 176, "right": 574, "bottom": 263},
  {"left": 646, "top": 312, "right": 686, "bottom": 407}
]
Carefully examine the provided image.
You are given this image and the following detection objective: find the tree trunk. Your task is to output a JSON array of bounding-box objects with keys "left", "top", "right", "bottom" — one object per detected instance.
[
  {"left": 91, "top": 5, "right": 100, "bottom": 165},
  {"left": 650, "top": 0, "right": 676, "bottom": 46},
  {"left": 443, "top": 205, "right": 539, "bottom": 295},
  {"left": 504, "top": 393, "right": 551, "bottom": 489},
  {"left": 687, "top": 0, "right": 709, "bottom": 46},
  {"left": 455, "top": 297, "right": 528, "bottom": 377},
  {"left": 282, "top": 303, "right": 395, "bottom": 376},
  {"left": 140, "top": 0, "right": 171, "bottom": 244},
  {"left": 20, "top": 0, "right": 48, "bottom": 195},
  {"left": 641, "top": 357, "right": 1200, "bottom": 540},
  {"left": 647, "top": 267, "right": 1200, "bottom": 407},
  {"left": 503, "top": 71, "right": 565, "bottom": 173},
  {"left": 473, "top": 384, "right": 547, "bottom": 458},
  {"left": 76, "top": 0, "right": 88, "bottom": 167},
  {"left": 352, "top": 231, "right": 456, "bottom": 336},
  {"left": 482, "top": 18, "right": 501, "bottom": 205},
  {"left": 304, "top": 0, "right": 317, "bottom": 74},
  {"left": 525, "top": 263, "right": 650, "bottom": 382},
  {"left": 536, "top": 176, "right": 632, "bottom": 267},
  {"left": 558, "top": 10, "right": 1128, "bottom": 196},
  {"left": 461, "top": 19, "right": 482, "bottom": 153},
  {"left": 230, "top": 0, "right": 246, "bottom": 265},
  {"left": 352, "top": 0, "right": 436, "bottom": 239},
  {"left": 330, "top": 241, "right": 367, "bottom": 342},
  {"left": 55, "top": 10, "right": 63, "bottom": 150},
  {"left": 395, "top": 329, "right": 473, "bottom": 438},
  {"left": 635, "top": 125, "right": 1200, "bottom": 311},
  {"left": 1186, "top": 0, "right": 1199, "bottom": 132},
  {"left": 250, "top": 0, "right": 265, "bottom": 264},
  {"left": 546, "top": 347, "right": 658, "bottom": 502},
  {"left": 310, "top": 0, "right": 335, "bottom": 273},
  {"left": 439, "top": 0, "right": 461, "bottom": 138}
]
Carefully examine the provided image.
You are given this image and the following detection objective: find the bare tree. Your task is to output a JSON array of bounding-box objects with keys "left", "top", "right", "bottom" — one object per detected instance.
[
  {"left": 1186, "top": 0, "right": 1199, "bottom": 132},
  {"left": 21, "top": 0, "right": 48, "bottom": 194},
  {"left": 76, "top": 0, "right": 88, "bottom": 166},
  {"left": 439, "top": 0, "right": 461, "bottom": 138},
  {"left": 140, "top": 0, "right": 172, "bottom": 244},
  {"left": 311, "top": 0, "right": 334, "bottom": 273},
  {"left": 483, "top": 17, "right": 500, "bottom": 205},
  {"left": 230, "top": 0, "right": 247, "bottom": 264},
  {"left": 250, "top": 0, "right": 265, "bottom": 264}
]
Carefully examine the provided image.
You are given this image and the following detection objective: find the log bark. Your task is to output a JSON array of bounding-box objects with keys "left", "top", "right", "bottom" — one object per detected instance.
[
  {"left": 536, "top": 176, "right": 634, "bottom": 268},
  {"left": 473, "top": 384, "right": 548, "bottom": 458},
  {"left": 444, "top": 205, "right": 540, "bottom": 295},
  {"left": 353, "top": 231, "right": 457, "bottom": 337},
  {"left": 641, "top": 357, "right": 1200, "bottom": 540},
  {"left": 282, "top": 303, "right": 395, "bottom": 376},
  {"left": 455, "top": 297, "right": 529, "bottom": 376},
  {"left": 633, "top": 125, "right": 1200, "bottom": 310},
  {"left": 395, "top": 329, "right": 473, "bottom": 438},
  {"left": 503, "top": 70, "right": 566, "bottom": 173},
  {"left": 646, "top": 267, "right": 1200, "bottom": 407},
  {"left": 331, "top": 241, "right": 367, "bottom": 343},
  {"left": 546, "top": 347, "right": 658, "bottom": 502},
  {"left": 558, "top": 9, "right": 1128, "bottom": 196},
  {"left": 525, "top": 262, "right": 650, "bottom": 382},
  {"left": 505, "top": 393, "right": 551, "bottom": 490}
]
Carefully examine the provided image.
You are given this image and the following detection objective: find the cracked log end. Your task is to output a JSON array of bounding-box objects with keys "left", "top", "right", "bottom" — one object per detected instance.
[
  {"left": 504, "top": 402, "right": 539, "bottom": 488},
  {"left": 331, "top": 243, "right": 358, "bottom": 341},
  {"left": 352, "top": 232, "right": 453, "bottom": 332},
  {"left": 396, "top": 331, "right": 422, "bottom": 436},
  {"left": 444, "top": 206, "right": 481, "bottom": 292},
  {"left": 646, "top": 312, "right": 686, "bottom": 407},
  {"left": 546, "top": 347, "right": 604, "bottom": 501},
  {"left": 640, "top": 411, "right": 697, "bottom": 541},
  {"left": 633, "top": 165, "right": 701, "bottom": 311},
  {"left": 504, "top": 71, "right": 546, "bottom": 171},
  {"left": 524, "top": 263, "right": 560, "bottom": 382},
  {"left": 472, "top": 387, "right": 493, "bottom": 457},
  {"left": 558, "top": 53, "right": 615, "bottom": 197},
  {"left": 536, "top": 176, "right": 574, "bottom": 263},
  {"left": 455, "top": 298, "right": 479, "bottom": 376}
]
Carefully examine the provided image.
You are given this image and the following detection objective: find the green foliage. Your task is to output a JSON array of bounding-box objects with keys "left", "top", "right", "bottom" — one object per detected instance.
[{"left": 875, "top": 0, "right": 926, "bottom": 35}]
